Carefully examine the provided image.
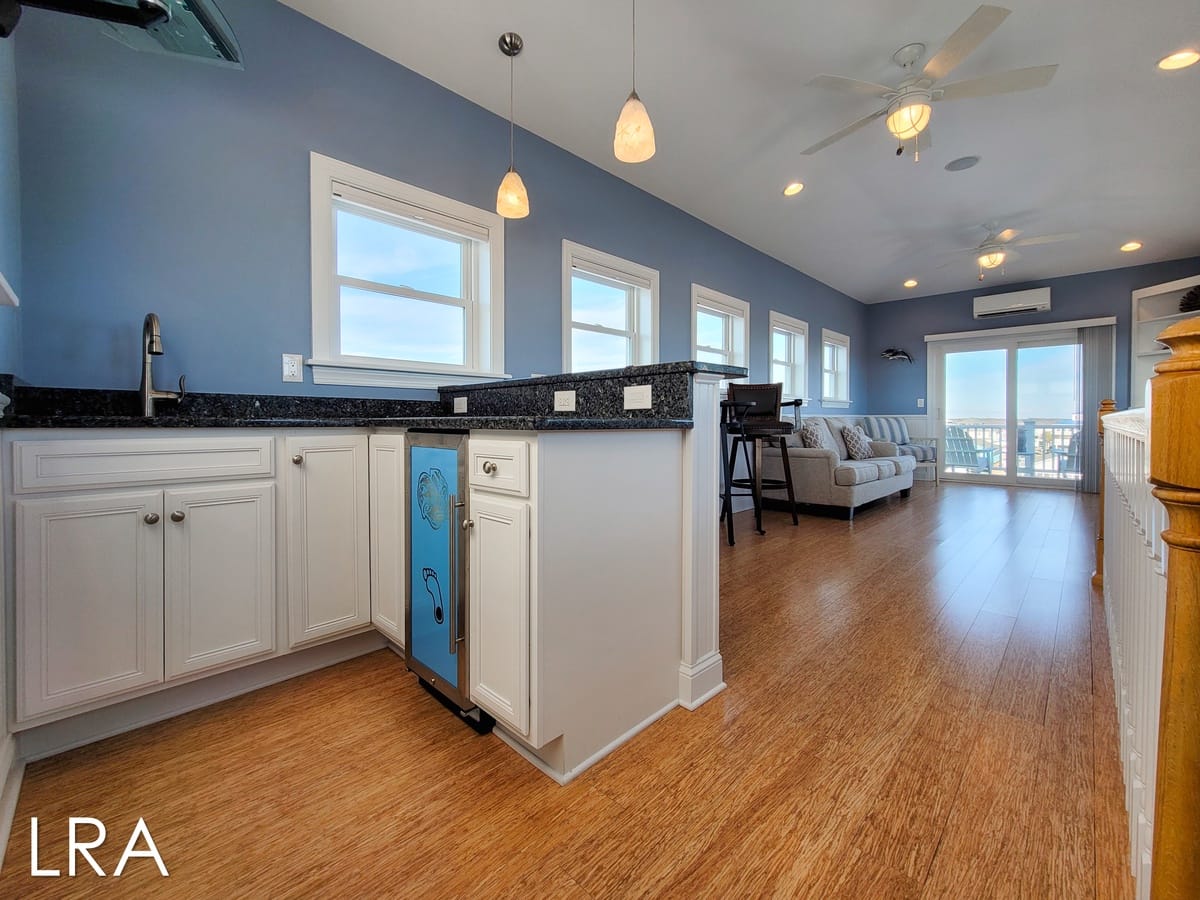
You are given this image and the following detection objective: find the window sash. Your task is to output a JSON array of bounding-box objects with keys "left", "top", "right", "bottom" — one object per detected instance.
[{"left": 563, "top": 241, "right": 659, "bottom": 373}]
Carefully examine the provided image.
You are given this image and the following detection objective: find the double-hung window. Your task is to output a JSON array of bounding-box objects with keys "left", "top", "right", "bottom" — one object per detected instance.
[
  {"left": 769, "top": 311, "right": 808, "bottom": 400},
  {"left": 692, "top": 285, "right": 749, "bottom": 372},
  {"left": 309, "top": 153, "right": 505, "bottom": 388},
  {"left": 821, "top": 328, "right": 851, "bottom": 406},
  {"left": 563, "top": 241, "right": 658, "bottom": 373}
]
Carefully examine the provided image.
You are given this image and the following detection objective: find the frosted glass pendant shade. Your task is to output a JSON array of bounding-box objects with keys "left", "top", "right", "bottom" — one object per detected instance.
[
  {"left": 977, "top": 250, "right": 1006, "bottom": 269},
  {"left": 614, "top": 91, "right": 656, "bottom": 163},
  {"left": 885, "top": 101, "right": 932, "bottom": 140},
  {"left": 496, "top": 167, "right": 529, "bottom": 219}
]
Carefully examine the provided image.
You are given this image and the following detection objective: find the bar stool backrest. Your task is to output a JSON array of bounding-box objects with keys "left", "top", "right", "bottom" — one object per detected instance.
[{"left": 728, "top": 383, "right": 783, "bottom": 424}]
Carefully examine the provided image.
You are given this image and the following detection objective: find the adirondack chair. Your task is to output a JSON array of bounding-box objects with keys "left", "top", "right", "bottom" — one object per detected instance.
[{"left": 944, "top": 425, "right": 1002, "bottom": 473}]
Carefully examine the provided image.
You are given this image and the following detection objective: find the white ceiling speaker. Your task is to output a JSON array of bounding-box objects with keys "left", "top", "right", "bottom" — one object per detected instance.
[{"left": 800, "top": 5, "right": 1058, "bottom": 159}]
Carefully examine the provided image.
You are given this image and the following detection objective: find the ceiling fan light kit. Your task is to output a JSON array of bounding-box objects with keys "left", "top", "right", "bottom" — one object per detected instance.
[
  {"left": 496, "top": 32, "right": 530, "bottom": 219},
  {"left": 885, "top": 93, "right": 932, "bottom": 141},
  {"left": 614, "top": 0, "right": 656, "bottom": 163},
  {"left": 977, "top": 250, "right": 1006, "bottom": 269}
]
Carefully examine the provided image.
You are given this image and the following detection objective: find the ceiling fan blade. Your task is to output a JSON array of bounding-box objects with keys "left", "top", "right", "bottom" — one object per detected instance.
[
  {"left": 805, "top": 74, "right": 894, "bottom": 99},
  {"left": 995, "top": 228, "right": 1021, "bottom": 243},
  {"left": 922, "top": 5, "right": 1011, "bottom": 82},
  {"left": 800, "top": 108, "right": 886, "bottom": 155},
  {"left": 937, "top": 64, "right": 1058, "bottom": 101},
  {"left": 1013, "top": 232, "right": 1078, "bottom": 246}
]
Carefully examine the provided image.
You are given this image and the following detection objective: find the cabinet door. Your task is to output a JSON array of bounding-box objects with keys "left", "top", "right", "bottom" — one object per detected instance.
[
  {"left": 164, "top": 483, "right": 276, "bottom": 678},
  {"left": 468, "top": 493, "right": 530, "bottom": 735},
  {"left": 369, "top": 434, "right": 406, "bottom": 648},
  {"left": 15, "top": 490, "right": 164, "bottom": 720},
  {"left": 286, "top": 435, "right": 371, "bottom": 646}
]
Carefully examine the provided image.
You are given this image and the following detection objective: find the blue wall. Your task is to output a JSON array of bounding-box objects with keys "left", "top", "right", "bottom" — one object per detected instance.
[
  {"left": 12, "top": 0, "right": 868, "bottom": 405},
  {"left": 0, "top": 37, "right": 19, "bottom": 376},
  {"left": 866, "top": 256, "right": 1200, "bottom": 413}
]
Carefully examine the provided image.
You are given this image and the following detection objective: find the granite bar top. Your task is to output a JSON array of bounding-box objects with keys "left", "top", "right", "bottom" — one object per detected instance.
[
  {"left": 0, "top": 414, "right": 691, "bottom": 431},
  {"left": 439, "top": 361, "right": 747, "bottom": 394}
]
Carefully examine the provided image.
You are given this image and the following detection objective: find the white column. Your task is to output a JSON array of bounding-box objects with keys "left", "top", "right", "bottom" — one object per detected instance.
[{"left": 678, "top": 372, "right": 726, "bottom": 708}]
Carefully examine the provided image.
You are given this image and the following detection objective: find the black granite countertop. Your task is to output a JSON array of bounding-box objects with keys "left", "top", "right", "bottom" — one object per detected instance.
[{"left": 0, "top": 414, "right": 691, "bottom": 431}]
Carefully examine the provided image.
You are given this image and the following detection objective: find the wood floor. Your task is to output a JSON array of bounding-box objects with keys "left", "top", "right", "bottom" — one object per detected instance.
[{"left": 1, "top": 482, "right": 1134, "bottom": 898}]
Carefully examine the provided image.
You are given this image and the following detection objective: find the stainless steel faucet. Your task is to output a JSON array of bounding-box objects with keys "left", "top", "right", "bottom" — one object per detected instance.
[{"left": 140, "top": 313, "right": 186, "bottom": 417}]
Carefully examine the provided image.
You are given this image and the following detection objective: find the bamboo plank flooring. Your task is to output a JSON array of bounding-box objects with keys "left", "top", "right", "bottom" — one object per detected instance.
[{"left": 0, "top": 483, "right": 1134, "bottom": 898}]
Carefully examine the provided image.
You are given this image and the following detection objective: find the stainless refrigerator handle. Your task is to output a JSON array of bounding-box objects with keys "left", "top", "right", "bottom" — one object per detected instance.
[
  {"left": 448, "top": 493, "right": 457, "bottom": 656},
  {"left": 453, "top": 498, "right": 467, "bottom": 651}
]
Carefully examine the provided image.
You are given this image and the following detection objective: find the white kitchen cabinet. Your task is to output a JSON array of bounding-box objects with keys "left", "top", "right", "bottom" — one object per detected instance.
[
  {"left": 286, "top": 435, "right": 371, "bottom": 646},
  {"left": 164, "top": 483, "right": 275, "bottom": 678},
  {"left": 16, "top": 490, "right": 165, "bottom": 719},
  {"left": 468, "top": 492, "right": 530, "bottom": 736},
  {"left": 368, "top": 434, "right": 406, "bottom": 648}
]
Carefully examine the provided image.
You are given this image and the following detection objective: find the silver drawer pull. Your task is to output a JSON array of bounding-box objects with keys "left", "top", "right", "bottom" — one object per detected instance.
[
  {"left": 482, "top": 460, "right": 497, "bottom": 475},
  {"left": 462, "top": 518, "right": 474, "bottom": 531},
  {"left": 292, "top": 454, "right": 304, "bottom": 465},
  {"left": 170, "top": 510, "right": 186, "bottom": 523},
  {"left": 144, "top": 513, "right": 160, "bottom": 525}
]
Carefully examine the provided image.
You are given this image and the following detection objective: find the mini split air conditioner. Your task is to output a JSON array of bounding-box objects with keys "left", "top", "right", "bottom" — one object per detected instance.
[{"left": 973, "top": 287, "right": 1051, "bottom": 319}]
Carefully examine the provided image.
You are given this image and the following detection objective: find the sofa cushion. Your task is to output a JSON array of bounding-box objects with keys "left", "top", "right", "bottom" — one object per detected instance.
[
  {"left": 872, "top": 458, "right": 898, "bottom": 477},
  {"left": 893, "top": 454, "right": 917, "bottom": 474},
  {"left": 898, "top": 443, "right": 936, "bottom": 462},
  {"left": 842, "top": 425, "right": 875, "bottom": 460},
  {"left": 862, "top": 416, "right": 910, "bottom": 446},
  {"left": 820, "top": 417, "right": 852, "bottom": 459},
  {"left": 834, "top": 460, "right": 886, "bottom": 486}
]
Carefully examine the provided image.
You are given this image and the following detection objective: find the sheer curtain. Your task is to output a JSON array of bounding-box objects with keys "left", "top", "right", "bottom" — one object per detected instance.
[{"left": 1077, "top": 323, "right": 1115, "bottom": 493}]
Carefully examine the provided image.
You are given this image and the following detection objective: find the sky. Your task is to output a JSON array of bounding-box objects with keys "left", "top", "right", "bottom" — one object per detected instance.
[{"left": 945, "top": 344, "right": 1080, "bottom": 422}]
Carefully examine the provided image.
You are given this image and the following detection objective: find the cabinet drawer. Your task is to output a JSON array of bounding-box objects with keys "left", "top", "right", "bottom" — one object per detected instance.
[
  {"left": 468, "top": 439, "right": 529, "bottom": 497},
  {"left": 12, "top": 436, "right": 275, "bottom": 493}
]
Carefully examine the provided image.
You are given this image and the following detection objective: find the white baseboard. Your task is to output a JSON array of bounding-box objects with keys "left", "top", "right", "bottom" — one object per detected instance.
[
  {"left": 17, "top": 632, "right": 385, "bottom": 762},
  {"left": 0, "top": 738, "right": 23, "bottom": 872},
  {"left": 678, "top": 652, "right": 725, "bottom": 709},
  {"left": 494, "top": 699, "right": 679, "bottom": 785}
]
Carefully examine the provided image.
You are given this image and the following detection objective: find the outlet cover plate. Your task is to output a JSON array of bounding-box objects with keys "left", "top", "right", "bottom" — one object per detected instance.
[
  {"left": 553, "top": 390, "right": 576, "bottom": 412},
  {"left": 623, "top": 385, "right": 652, "bottom": 410},
  {"left": 282, "top": 353, "right": 303, "bottom": 383},
  {"left": 453, "top": 396, "right": 468, "bottom": 414}
]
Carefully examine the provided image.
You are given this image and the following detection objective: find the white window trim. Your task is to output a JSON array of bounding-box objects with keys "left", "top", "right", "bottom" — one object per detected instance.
[
  {"left": 562, "top": 240, "right": 659, "bottom": 373},
  {"left": 691, "top": 284, "right": 749, "bottom": 375},
  {"left": 768, "top": 310, "right": 809, "bottom": 401},
  {"left": 821, "top": 327, "right": 852, "bottom": 408},
  {"left": 309, "top": 152, "right": 508, "bottom": 388}
]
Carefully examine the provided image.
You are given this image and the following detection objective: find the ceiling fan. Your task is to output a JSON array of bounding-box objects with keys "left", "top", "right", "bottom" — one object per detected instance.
[
  {"left": 801, "top": 4, "right": 1058, "bottom": 159},
  {"left": 946, "top": 224, "right": 1078, "bottom": 280}
]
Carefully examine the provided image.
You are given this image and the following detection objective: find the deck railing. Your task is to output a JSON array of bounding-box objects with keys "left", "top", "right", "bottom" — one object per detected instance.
[
  {"left": 946, "top": 421, "right": 1081, "bottom": 478},
  {"left": 1099, "top": 316, "right": 1200, "bottom": 900}
]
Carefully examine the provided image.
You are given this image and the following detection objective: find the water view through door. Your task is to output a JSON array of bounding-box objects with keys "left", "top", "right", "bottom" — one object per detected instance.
[{"left": 941, "top": 336, "right": 1082, "bottom": 485}]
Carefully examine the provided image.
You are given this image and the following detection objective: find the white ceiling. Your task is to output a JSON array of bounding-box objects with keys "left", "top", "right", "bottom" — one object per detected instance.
[{"left": 279, "top": 0, "right": 1200, "bottom": 303}]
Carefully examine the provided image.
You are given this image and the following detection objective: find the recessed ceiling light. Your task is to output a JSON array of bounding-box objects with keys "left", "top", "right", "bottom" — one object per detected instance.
[
  {"left": 945, "top": 155, "right": 981, "bottom": 172},
  {"left": 1120, "top": 240, "right": 1143, "bottom": 252},
  {"left": 782, "top": 182, "right": 804, "bottom": 196},
  {"left": 1158, "top": 50, "right": 1200, "bottom": 70},
  {"left": 904, "top": 279, "right": 919, "bottom": 288}
]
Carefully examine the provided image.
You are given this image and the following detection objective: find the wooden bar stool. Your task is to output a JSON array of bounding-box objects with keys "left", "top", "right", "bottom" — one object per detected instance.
[{"left": 720, "top": 383, "right": 800, "bottom": 544}]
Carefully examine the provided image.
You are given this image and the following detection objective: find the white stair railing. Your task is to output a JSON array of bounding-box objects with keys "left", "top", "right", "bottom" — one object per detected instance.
[{"left": 1101, "top": 407, "right": 1166, "bottom": 900}]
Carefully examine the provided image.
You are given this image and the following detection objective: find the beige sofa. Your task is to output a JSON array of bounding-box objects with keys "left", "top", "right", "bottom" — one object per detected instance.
[{"left": 760, "top": 416, "right": 915, "bottom": 520}]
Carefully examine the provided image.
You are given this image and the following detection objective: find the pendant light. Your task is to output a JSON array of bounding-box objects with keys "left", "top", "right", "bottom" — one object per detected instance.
[
  {"left": 613, "top": 0, "right": 656, "bottom": 163},
  {"left": 497, "top": 32, "right": 530, "bottom": 219}
]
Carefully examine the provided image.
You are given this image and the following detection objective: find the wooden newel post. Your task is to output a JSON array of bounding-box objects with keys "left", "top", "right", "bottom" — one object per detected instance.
[
  {"left": 1093, "top": 398, "right": 1118, "bottom": 589},
  {"left": 1148, "top": 317, "right": 1200, "bottom": 900}
]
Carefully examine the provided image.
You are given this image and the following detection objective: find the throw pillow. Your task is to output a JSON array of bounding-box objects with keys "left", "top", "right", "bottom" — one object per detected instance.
[
  {"left": 800, "top": 420, "right": 831, "bottom": 450},
  {"left": 842, "top": 425, "right": 875, "bottom": 460}
]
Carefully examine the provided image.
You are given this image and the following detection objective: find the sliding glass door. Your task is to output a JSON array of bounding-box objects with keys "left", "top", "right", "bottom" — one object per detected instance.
[{"left": 934, "top": 331, "right": 1082, "bottom": 487}]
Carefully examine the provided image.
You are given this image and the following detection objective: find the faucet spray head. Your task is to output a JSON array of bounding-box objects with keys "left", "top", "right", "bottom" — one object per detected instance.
[{"left": 144, "top": 313, "right": 164, "bottom": 355}]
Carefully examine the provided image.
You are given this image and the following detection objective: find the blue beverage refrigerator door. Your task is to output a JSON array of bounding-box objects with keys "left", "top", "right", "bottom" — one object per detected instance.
[{"left": 406, "top": 433, "right": 470, "bottom": 709}]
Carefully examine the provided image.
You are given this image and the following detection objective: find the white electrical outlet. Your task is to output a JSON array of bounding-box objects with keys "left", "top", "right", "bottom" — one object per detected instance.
[
  {"left": 282, "top": 353, "right": 303, "bottom": 383},
  {"left": 554, "top": 390, "right": 576, "bottom": 412},
  {"left": 453, "top": 396, "right": 468, "bottom": 414},
  {"left": 623, "top": 384, "right": 652, "bottom": 410},
  {"left": 917, "top": 398, "right": 925, "bottom": 409}
]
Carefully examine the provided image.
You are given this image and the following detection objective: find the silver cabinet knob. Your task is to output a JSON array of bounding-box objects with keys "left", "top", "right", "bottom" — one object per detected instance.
[
  {"left": 144, "top": 513, "right": 160, "bottom": 525},
  {"left": 292, "top": 454, "right": 304, "bottom": 465},
  {"left": 170, "top": 510, "right": 186, "bottom": 523},
  {"left": 462, "top": 519, "right": 475, "bottom": 530},
  {"left": 482, "top": 460, "right": 497, "bottom": 475}
]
